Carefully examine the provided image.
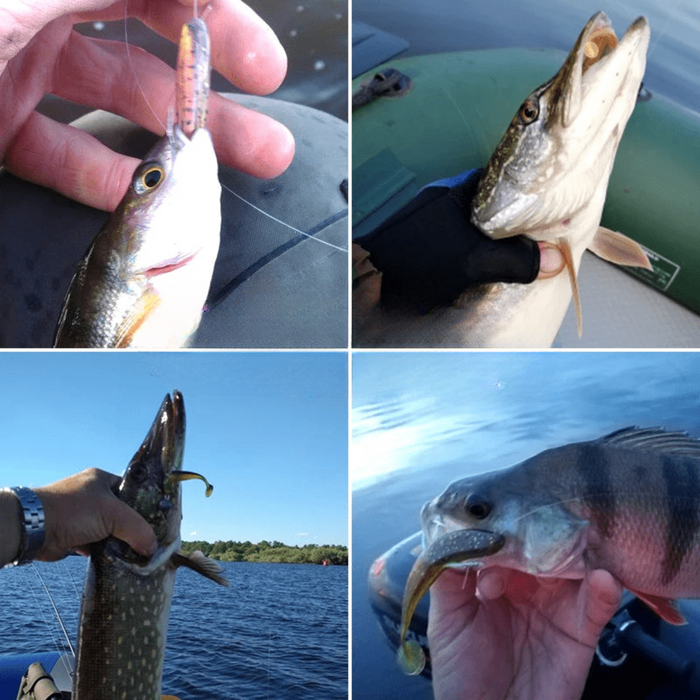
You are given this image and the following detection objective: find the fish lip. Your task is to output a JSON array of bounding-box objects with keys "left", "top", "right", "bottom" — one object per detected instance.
[{"left": 142, "top": 251, "right": 199, "bottom": 278}]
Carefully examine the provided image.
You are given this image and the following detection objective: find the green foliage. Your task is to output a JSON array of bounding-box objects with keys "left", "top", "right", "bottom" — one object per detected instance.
[{"left": 181, "top": 540, "right": 348, "bottom": 565}]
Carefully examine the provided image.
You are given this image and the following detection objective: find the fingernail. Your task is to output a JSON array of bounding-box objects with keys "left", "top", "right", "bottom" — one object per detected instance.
[{"left": 538, "top": 243, "right": 565, "bottom": 276}]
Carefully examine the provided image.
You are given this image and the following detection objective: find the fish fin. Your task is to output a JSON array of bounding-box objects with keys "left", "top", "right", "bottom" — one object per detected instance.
[
  {"left": 597, "top": 427, "right": 700, "bottom": 457},
  {"left": 558, "top": 237, "right": 582, "bottom": 338},
  {"left": 628, "top": 588, "right": 687, "bottom": 625},
  {"left": 172, "top": 549, "right": 230, "bottom": 587},
  {"left": 114, "top": 288, "right": 161, "bottom": 347},
  {"left": 589, "top": 227, "right": 653, "bottom": 270}
]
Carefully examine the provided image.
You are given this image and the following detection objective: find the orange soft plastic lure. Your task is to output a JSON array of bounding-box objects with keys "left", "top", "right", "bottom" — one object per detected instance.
[{"left": 176, "top": 16, "right": 211, "bottom": 137}]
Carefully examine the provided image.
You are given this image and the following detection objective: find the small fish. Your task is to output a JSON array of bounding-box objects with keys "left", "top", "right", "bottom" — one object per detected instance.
[
  {"left": 396, "top": 529, "right": 505, "bottom": 675},
  {"left": 73, "top": 391, "right": 229, "bottom": 700},
  {"left": 354, "top": 13, "right": 651, "bottom": 348},
  {"left": 54, "top": 17, "right": 220, "bottom": 348},
  {"left": 421, "top": 427, "right": 700, "bottom": 627}
]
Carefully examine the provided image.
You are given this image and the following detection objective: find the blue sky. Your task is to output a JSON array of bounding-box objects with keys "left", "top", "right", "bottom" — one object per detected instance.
[{"left": 0, "top": 352, "right": 348, "bottom": 547}]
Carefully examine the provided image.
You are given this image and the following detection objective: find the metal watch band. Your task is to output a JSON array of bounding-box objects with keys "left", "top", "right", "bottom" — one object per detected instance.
[{"left": 6, "top": 486, "right": 46, "bottom": 566}]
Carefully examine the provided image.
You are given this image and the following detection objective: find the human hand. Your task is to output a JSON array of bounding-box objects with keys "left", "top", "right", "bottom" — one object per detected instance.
[
  {"left": 0, "top": 0, "right": 294, "bottom": 211},
  {"left": 428, "top": 566, "right": 624, "bottom": 700},
  {"left": 34, "top": 468, "right": 157, "bottom": 560},
  {"left": 354, "top": 180, "right": 565, "bottom": 311}
]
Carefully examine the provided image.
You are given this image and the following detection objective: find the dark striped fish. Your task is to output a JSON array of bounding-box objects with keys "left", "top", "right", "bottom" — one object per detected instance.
[
  {"left": 421, "top": 427, "right": 700, "bottom": 625},
  {"left": 73, "top": 391, "right": 228, "bottom": 700}
]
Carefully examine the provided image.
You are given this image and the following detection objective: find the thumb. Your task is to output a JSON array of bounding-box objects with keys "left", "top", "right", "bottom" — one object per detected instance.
[
  {"left": 104, "top": 498, "right": 158, "bottom": 557},
  {"left": 586, "top": 569, "right": 624, "bottom": 633}
]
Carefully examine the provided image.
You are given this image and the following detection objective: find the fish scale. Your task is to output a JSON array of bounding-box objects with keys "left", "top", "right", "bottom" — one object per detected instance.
[
  {"left": 73, "top": 391, "right": 228, "bottom": 699},
  {"left": 421, "top": 426, "right": 700, "bottom": 625},
  {"left": 76, "top": 560, "right": 173, "bottom": 699}
]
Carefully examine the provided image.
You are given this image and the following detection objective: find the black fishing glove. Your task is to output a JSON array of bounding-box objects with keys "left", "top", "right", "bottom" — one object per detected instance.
[{"left": 355, "top": 170, "right": 540, "bottom": 310}]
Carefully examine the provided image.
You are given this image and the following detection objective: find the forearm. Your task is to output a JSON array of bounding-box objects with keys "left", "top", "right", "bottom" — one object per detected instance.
[{"left": 0, "top": 488, "right": 23, "bottom": 567}]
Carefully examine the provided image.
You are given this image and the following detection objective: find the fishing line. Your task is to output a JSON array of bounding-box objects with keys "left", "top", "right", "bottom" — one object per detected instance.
[
  {"left": 123, "top": 0, "right": 167, "bottom": 134},
  {"left": 29, "top": 564, "right": 76, "bottom": 657},
  {"left": 221, "top": 183, "right": 348, "bottom": 253},
  {"left": 27, "top": 573, "right": 65, "bottom": 657}
]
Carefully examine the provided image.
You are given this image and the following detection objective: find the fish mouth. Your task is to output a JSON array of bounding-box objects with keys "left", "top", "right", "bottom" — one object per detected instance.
[
  {"left": 143, "top": 251, "right": 198, "bottom": 278},
  {"left": 126, "top": 390, "right": 185, "bottom": 485},
  {"left": 421, "top": 511, "right": 492, "bottom": 565},
  {"left": 554, "top": 12, "right": 650, "bottom": 130}
]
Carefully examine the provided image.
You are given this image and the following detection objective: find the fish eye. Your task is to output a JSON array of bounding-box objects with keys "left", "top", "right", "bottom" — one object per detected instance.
[
  {"left": 134, "top": 164, "right": 165, "bottom": 193},
  {"left": 129, "top": 461, "right": 148, "bottom": 483},
  {"left": 465, "top": 494, "right": 491, "bottom": 520},
  {"left": 518, "top": 98, "right": 539, "bottom": 125}
]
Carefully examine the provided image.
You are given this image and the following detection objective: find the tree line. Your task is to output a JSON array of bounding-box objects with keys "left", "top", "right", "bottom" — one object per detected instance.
[{"left": 182, "top": 539, "right": 348, "bottom": 565}]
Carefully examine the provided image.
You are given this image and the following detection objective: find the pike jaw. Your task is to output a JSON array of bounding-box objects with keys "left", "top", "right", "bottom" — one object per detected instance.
[{"left": 471, "top": 12, "right": 650, "bottom": 251}]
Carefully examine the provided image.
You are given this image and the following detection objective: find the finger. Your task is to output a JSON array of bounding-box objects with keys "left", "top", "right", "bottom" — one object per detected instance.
[
  {"left": 586, "top": 569, "right": 624, "bottom": 631},
  {"left": 537, "top": 242, "right": 566, "bottom": 279},
  {"left": 104, "top": 498, "right": 158, "bottom": 556},
  {"left": 476, "top": 567, "right": 509, "bottom": 600},
  {"left": 53, "top": 32, "right": 295, "bottom": 178},
  {"left": 208, "top": 92, "right": 296, "bottom": 179},
  {"left": 4, "top": 111, "right": 139, "bottom": 210},
  {"left": 74, "top": 0, "right": 287, "bottom": 94},
  {"left": 0, "top": 0, "right": 115, "bottom": 62},
  {"left": 430, "top": 568, "right": 478, "bottom": 615}
]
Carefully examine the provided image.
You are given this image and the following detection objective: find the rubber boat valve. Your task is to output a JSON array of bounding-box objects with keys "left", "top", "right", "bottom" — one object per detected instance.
[{"left": 352, "top": 68, "right": 413, "bottom": 111}]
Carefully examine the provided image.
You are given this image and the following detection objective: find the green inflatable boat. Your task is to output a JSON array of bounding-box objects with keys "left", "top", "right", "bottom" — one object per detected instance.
[{"left": 353, "top": 47, "right": 700, "bottom": 319}]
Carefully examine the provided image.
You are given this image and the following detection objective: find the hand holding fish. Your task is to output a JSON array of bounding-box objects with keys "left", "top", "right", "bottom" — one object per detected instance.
[
  {"left": 0, "top": 0, "right": 294, "bottom": 211},
  {"left": 428, "top": 566, "right": 623, "bottom": 700},
  {"left": 0, "top": 468, "right": 157, "bottom": 567}
]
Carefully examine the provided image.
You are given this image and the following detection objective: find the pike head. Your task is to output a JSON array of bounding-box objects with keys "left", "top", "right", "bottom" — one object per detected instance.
[
  {"left": 117, "top": 390, "right": 186, "bottom": 554},
  {"left": 472, "top": 12, "right": 650, "bottom": 248}
]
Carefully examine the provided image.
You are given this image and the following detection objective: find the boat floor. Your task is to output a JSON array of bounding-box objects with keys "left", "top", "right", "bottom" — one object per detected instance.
[{"left": 555, "top": 253, "right": 700, "bottom": 348}]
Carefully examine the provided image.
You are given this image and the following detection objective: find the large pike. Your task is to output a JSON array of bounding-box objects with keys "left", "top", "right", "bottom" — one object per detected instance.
[
  {"left": 414, "top": 427, "right": 700, "bottom": 633},
  {"left": 73, "top": 390, "right": 228, "bottom": 700},
  {"left": 355, "top": 12, "right": 651, "bottom": 348},
  {"left": 54, "top": 19, "right": 221, "bottom": 348}
]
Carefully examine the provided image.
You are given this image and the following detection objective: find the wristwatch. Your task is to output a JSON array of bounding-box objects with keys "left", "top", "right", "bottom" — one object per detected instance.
[{"left": 4, "top": 487, "right": 45, "bottom": 566}]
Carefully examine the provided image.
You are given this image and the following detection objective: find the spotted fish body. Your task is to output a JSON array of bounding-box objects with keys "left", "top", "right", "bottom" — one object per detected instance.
[
  {"left": 73, "top": 391, "right": 227, "bottom": 699},
  {"left": 421, "top": 428, "right": 700, "bottom": 624}
]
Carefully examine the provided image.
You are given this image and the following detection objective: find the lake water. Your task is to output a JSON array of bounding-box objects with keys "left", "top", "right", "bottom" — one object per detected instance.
[
  {"left": 351, "top": 351, "right": 700, "bottom": 700},
  {"left": 0, "top": 557, "right": 347, "bottom": 700},
  {"left": 353, "top": 0, "right": 700, "bottom": 114}
]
